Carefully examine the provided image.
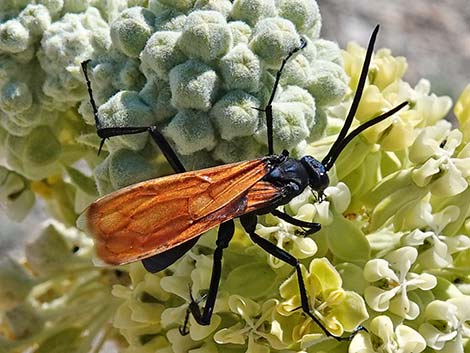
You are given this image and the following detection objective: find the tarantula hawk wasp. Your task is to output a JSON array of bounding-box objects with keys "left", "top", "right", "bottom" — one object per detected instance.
[{"left": 78, "top": 25, "right": 407, "bottom": 340}]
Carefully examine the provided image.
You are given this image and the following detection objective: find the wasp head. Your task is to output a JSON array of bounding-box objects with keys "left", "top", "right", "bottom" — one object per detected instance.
[{"left": 300, "top": 155, "right": 329, "bottom": 197}]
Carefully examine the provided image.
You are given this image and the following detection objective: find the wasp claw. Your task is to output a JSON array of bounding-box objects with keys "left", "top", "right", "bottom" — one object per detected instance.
[
  {"left": 98, "top": 138, "right": 106, "bottom": 156},
  {"left": 179, "top": 324, "right": 190, "bottom": 336}
]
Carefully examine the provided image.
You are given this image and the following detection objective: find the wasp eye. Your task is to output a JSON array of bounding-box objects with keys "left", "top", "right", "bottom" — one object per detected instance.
[{"left": 300, "top": 156, "right": 329, "bottom": 193}]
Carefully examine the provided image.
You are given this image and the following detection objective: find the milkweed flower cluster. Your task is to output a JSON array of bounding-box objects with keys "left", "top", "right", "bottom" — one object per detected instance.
[
  {"left": 0, "top": 221, "right": 125, "bottom": 353},
  {"left": 0, "top": 1, "right": 470, "bottom": 353},
  {"left": 106, "top": 39, "right": 470, "bottom": 353}
]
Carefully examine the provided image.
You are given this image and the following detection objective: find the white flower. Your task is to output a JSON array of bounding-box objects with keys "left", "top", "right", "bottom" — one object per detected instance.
[
  {"left": 410, "top": 121, "right": 470, "bottom": 197},
  {"left": 213, "top": 296, "right": 286, "bottom": 352},
  {"left": 402, "top": 229, "right": 470, "bottom": 270},
  {"left": 419, "top": 297, "right": 470, "bottom": 353},
  {"left": 349, "top": 316, "right": 426, "bottom": 353},
  {"left": 363, "top": 247, "right": 436, "bottom": 319}
]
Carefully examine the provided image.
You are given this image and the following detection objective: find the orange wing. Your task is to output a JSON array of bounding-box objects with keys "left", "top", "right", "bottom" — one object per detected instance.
[{"left": 78, "top": 158, "right": 282, "bottom": 265}]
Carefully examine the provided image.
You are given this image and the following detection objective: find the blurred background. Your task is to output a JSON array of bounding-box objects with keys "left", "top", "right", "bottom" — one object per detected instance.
[
  {"left": 321, "top": 0, "right": 470, "bottom": 100},
  {"left": 1, "top": 0, "right": 469, "bottom": 256}
]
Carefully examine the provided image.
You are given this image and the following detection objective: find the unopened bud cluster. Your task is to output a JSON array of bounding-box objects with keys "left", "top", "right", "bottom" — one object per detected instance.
[{"left": 0, "top": 1, "right": 469, "bottom": 353}]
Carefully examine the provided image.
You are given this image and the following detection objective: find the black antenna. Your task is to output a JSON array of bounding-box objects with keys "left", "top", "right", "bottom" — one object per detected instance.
[
  {"left": 321, "top": 25, "right": 379, "bottom": 168},
  {"left": 81, "top": 60, "right": 107, "bottom": 154},
  {"left": 322, "top": 101, "right": 408, "bottom": 171},
  {"left": 320, "top": 25, "right": 409, "bottom": 170}
]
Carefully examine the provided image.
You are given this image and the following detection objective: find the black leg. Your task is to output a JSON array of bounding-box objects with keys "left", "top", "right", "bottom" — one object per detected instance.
[
  {"left": 271, "top": 209, "right": 321, "bottom": 236},
  {"left": 180, "top": 220, "right": 235, "bottom": 335},
  {"left": 81, "top": 61, "right": 102, "bottom": 133},
  {"left": 82, "top": 60, "right": 193, "bottom": 275},
  {"left": 81, "top": 61, "right": 186, "bottom": 174},
  {"left": 147, "top": 126, "right": 186, "bottom": 173},
  {"left": 240, "top": 213, "right": 362, "bottom": 341},
  {"left": 257, "top": 38, "right": 307, "bottom": 155}
]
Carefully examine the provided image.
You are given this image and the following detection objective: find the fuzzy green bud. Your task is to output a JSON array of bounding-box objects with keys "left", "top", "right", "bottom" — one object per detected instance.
[
  {"left": 179, "top": 149, "right": 218, "bottom": 169},
  {"left": 4, "top": 125, "right": 63, "bottom": 179},
  {"left": 210, "top": 90, "right": 260, "bottom": 140},
  {"left": 36, "top": 0, "right": 64, "bottom": 15},
  {"left": 20, "top": 125, "right": 61, "bottom": 166},
  {"left": 139, "top": 78, "right": 176, "bottom": 122},
  {"left": 157, "top": 0, "right": 196, "bottom": 12},
  {"left": 277, "top": 85, "right": 316, "bottom": 126},
  {"left": 228, "top": 20, "right": 252, "bottom": 45},
  {"left": 169, "top": 60, "right": 221, "bottom": 111},
  {"left": 99, "top": 91, "right": 155, "bottom": 150},
  {"left": 94, "top": 148, "right": 158, "bottom": 194},
  {"left": 38, "top": 7, "right": 111, "bottom": 104},
  {"left": 231, "top": 0, "right": 276, "bottom": 27},
  {"left": 194, "top": 0, "right": 233, "bottom": 17},
  {"left": 140, "top": 31, "right": 186, "bottom": 80},
  {"left": 0, "top": 20, "right": 30, "bottom": 53},
  {"left": 254, "top": 86, "right": 316, "bottom": 151},
  {"left": 250, "top": 17, "right": 300, "bottom": 69},
  {"left": 110, "top": 7, "right": 155, "bottom": 58},
  {"left": 256, "top": 100, "right": 309, "bottom": 151},
  {"left": 178, "top": 10, "right": 232, "bottom": 61},
  {"left": 164, "top": 109, "right": 216, "bottom": 155},
  {"left": 0, "top": 81, "right": 33, "bottom": 114},
  {"left": 212, "top": 136, "right": 264, "bottom": 162},
  {"left": 307, "top": 60, "right": 348, "bottom": 106},
  {"left": 153, "top": 6, "right": 187, "bottom": 31},
  {"left": 280, "top": 53, "right": 312, "bottom": 87},
  {"left": 18, "top": 4, "right": 51, "bottom": 38},
  {"left": 314, "top": 39, "right": 343, "bottom": 65},
  {"left": 277, "top": 0, "right": 321, "bottom": 35},
  {"left": 98, "top": 90, "right": 156, "bottom": 151},
  {"left": 219, "top": 44, "right": 261, "bottom": 93}
]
